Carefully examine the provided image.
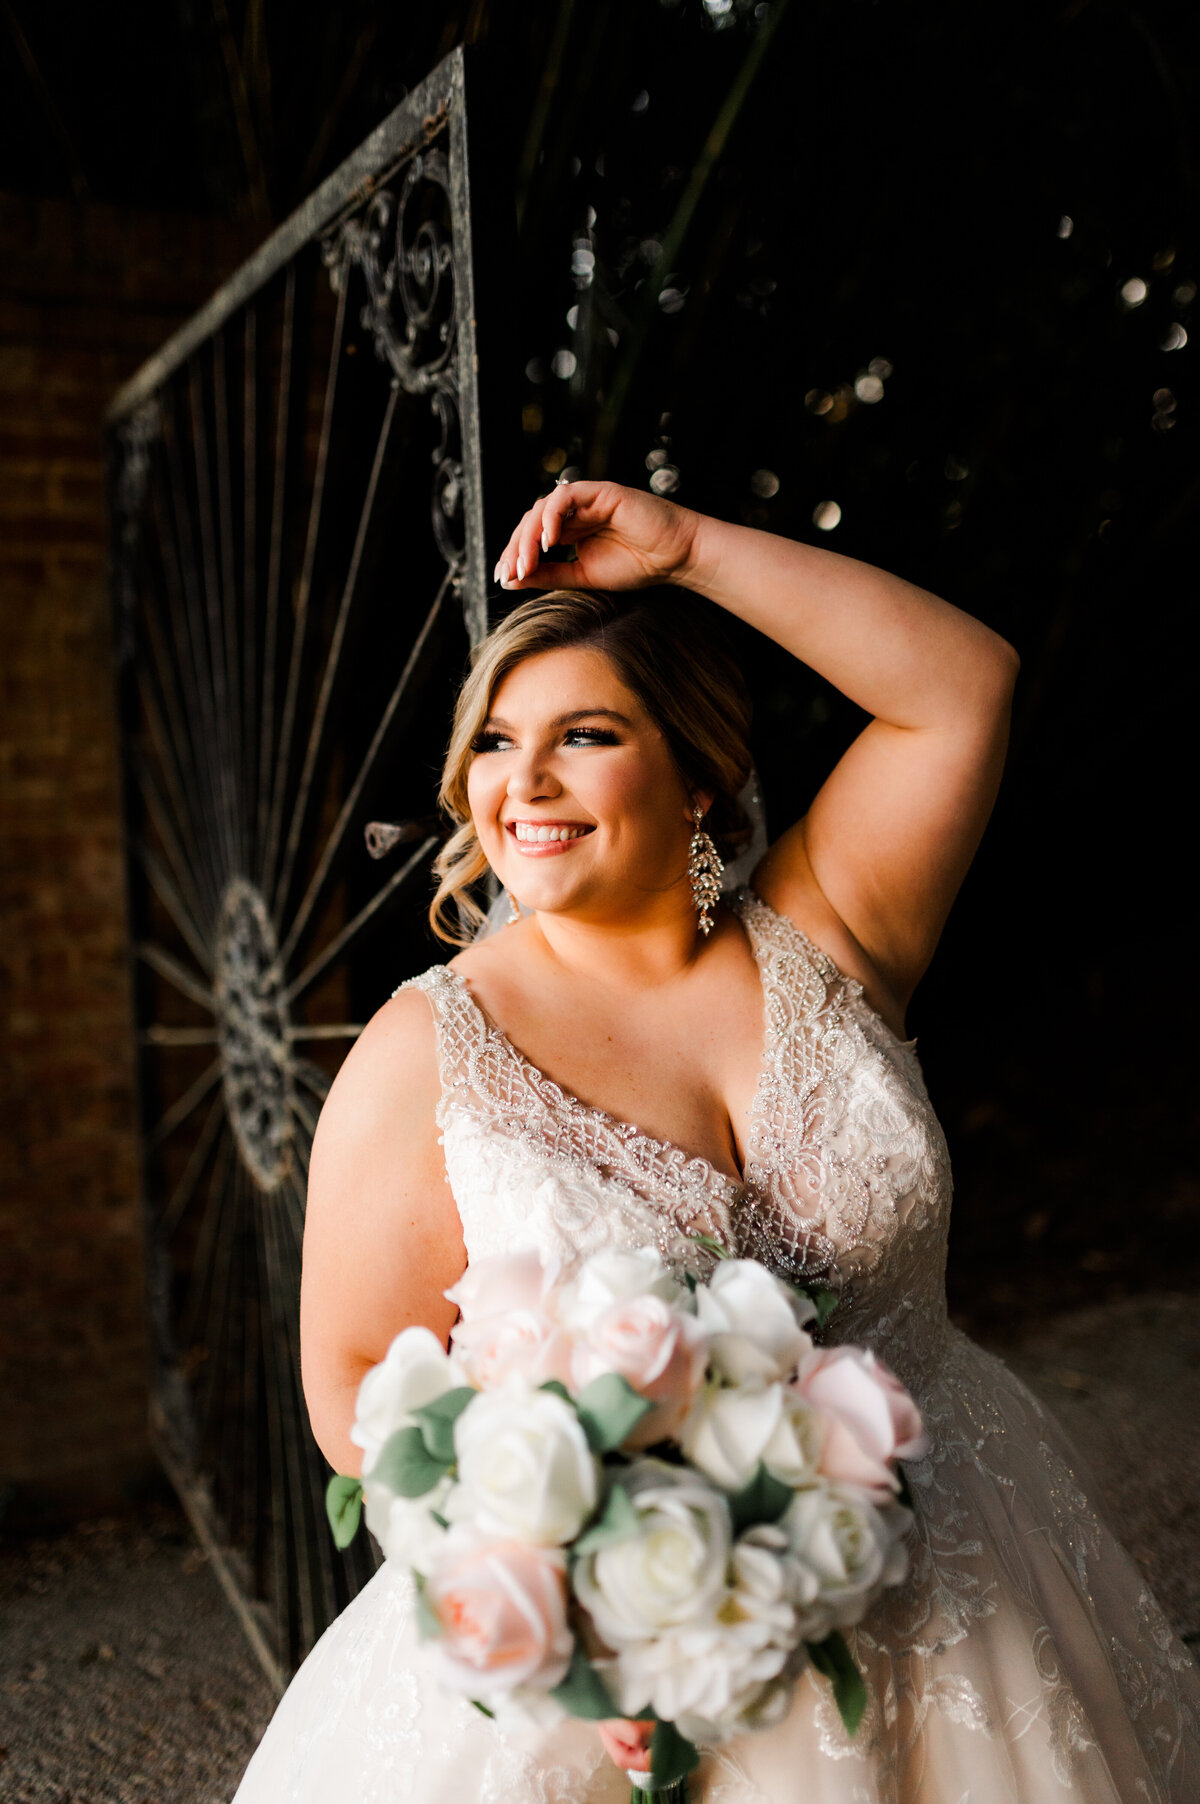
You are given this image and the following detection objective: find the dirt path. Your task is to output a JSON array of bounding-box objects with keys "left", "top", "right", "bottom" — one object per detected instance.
[{"left": 2, "top": 1294, "right": 1196, "bottom": 1802}]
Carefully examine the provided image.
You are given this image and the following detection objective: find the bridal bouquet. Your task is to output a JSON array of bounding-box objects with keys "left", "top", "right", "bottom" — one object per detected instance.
[{"left": 327, "top": 1244, "right": 927, "bottom": 1800}]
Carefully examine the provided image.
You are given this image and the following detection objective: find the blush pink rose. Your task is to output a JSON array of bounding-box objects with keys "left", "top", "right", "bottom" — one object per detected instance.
[
  {"left": 796, "top": 1346, "right": 929, "bottom": 1501},
  {"left": 445, "top": 1248, "right": 558, "bottom": 1323},
  {"left": 571, "top": 1295, "right": 709, "bottom": 1449},
  {"left": 424, "top": 1531, "right": 573, "bottom": 1696},
  {"left": 451, "top": 1308, "right": 574, "bottom": 1390},
  {"left": 446, "top": 1249, "right": 574, "bottom": 1390}
]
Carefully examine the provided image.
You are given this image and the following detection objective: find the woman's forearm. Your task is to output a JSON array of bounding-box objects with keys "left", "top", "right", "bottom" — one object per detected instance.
[{"left": 674, "top": 512, "right": 1018, "bottom": 729}]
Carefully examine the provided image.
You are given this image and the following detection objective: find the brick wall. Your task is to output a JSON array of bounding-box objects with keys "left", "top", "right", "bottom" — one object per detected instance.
[{"left": 0, "top": 195, "right": 256, "bottom": 1524}]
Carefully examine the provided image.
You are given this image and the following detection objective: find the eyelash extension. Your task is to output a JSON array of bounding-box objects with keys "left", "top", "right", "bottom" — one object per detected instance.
[
  {"left": 565, "top": 727, "right": 619, "bottom": 745},
  {"left": 469, "top": 726, "right": 620, "bottom": 753}
]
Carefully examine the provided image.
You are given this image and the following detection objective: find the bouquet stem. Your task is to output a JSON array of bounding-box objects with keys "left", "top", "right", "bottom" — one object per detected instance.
[{"left": 629, "top": 1782, "right": 690, "bottom": 1802}]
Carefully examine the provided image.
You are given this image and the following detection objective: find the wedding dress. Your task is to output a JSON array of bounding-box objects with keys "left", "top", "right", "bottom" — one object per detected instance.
[{"left": 232, "top": 887, "right": 1200, "bottom": 1803}]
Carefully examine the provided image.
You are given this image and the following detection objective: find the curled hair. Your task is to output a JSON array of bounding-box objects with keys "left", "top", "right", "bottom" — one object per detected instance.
[{"left": 429, "top": 589, "right": 753, "bottom": 945}]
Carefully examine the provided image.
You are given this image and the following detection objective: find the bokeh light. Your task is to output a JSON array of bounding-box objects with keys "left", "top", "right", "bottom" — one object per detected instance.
[
  {"left": 1119, "top": 277, "right": 1148, "bottom": 309},
  {"left": 750, "top": 469, "right": 780, "bottom": 498},
  {"left": 649, "top": 465, "right": 681, "bottom": 493},
  {"left": 812, "top": 500, "right": 842, "bottom": 531}
]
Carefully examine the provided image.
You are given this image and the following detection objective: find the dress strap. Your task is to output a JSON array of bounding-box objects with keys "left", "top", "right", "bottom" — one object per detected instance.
[{"left": 392, "top": 965, "right": 489, "bottom": 1099}]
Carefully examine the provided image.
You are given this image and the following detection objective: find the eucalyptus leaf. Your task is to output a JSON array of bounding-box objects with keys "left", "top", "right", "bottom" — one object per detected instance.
[
  {"left": 689, "top": 1231, "right": 732, "bottom": 1261},
  {"left": 411, "top": 1568, "right": 443, "bottom": 1640},
  {"left": 808, "top": 1285, "right": 839, "bottom": 1329},
  {"left": 324, "top": 1474, "right": 363, "bottom": 1549},
  {"left": 411, "top": 1386, "right": 477, "bottom": 1463},
  {"left": 728, "top": 1461, "right": 792, "bottom": 1533},
  {"left": 539, "top": 1379, "right": 571, "bottom": 1402},
  {"left": 574, "top": 1480, "right": 640, "bottom": 1555},
  {"left": 574, "top": 1372, "right": 653, "bottom": 1454},
  {"left": 372, "top": 1425, "right": 450, "bottom": 1498},
  {"left": 548, "top": 1642, "right": 618, "bottom": 1720},
  {"left": 807, "top": 1630, "right": 867, "bottom": 1735}
]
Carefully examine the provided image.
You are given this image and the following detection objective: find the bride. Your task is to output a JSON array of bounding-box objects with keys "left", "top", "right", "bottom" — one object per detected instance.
[{"left": 233, "top": 482, "right": 1199, "bottom": 1801}]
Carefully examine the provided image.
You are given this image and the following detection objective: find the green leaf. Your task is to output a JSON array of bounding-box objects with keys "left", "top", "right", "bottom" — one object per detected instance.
[
  {"left": 807, "top": 1630, "right": 867, "bottom": 1736},
  {"left": 539, "top": 1379, "right": 571, "bottom": 1402},
  {"left": 411, "top": 1567, "right": 443, "bottom": 1640},
  {"left": 548, "top": 1642, "right": 618, "bottom": 1720},
  {"left": 411, "top": 1386, "right": 477, "bottom": 1463},
  {"left": 372, "top": 1425, "right": 451, "bottom": 1498},
  {"left": 689, "top": 1231, "right": 732, "bottom": 1261},
  {"left": 574, "top": 1373, "right": 653, "bottom": 1454},
  {"left": 574, "top": 1480, "right": 641, "bottom": 1556},
  {"left": 807, "top": 1285, "right": 839, "bottom": 1330},
  {"left": 470, "top": 1698, "right": 495, "bottom": 1719},
  {"left": 728, "top": 1461, "right": 793, "bottom": 1533},
  {"left": 325, "top": 1474, "right": 363, "bottom": 1549},
  {"left": 649, "top": 1718, "right": 701, "bottom": 1789}
]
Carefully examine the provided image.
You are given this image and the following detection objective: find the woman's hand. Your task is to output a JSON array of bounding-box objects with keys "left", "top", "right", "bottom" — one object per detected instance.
[
  {"left": 494, "top": 480, "right": 697, "bottom": 594},
  {"left": 597, "top": 1717, "right": 655, "bottom": 1774}
]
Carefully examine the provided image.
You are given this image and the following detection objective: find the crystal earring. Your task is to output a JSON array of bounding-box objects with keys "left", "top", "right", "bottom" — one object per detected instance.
[{"left": 688, "top": 804, "right": 724, "bottom": 936}]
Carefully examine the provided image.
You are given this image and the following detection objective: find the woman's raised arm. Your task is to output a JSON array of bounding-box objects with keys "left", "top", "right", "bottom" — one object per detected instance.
[
  {"left": 497, "top": 482, "right": 1018, "bottom": 1011},
  {"left": 300, "top": 989, "right": 465, "bottom": 1476}
]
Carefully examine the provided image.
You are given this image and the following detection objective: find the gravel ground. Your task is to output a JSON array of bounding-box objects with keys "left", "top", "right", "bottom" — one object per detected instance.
[{"left": 1, "top": 1292, "right": 1197, "bottom": 1803}]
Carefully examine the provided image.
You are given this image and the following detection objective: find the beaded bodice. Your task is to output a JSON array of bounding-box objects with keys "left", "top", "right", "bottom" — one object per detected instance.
[{"left": 398, "top": 887, "right": 954, "bottom": 1401}]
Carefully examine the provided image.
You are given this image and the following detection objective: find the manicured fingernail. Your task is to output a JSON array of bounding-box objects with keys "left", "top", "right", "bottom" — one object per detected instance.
[
  {"left": 516, "top": 557, "right": 526, "bottom": 580},
  {"left": 540, "top": 531, "right": 549, "bottom": 554}
]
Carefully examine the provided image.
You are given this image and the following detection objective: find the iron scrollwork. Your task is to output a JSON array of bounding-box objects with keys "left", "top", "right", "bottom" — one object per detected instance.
[{"left": 322, "top": 149, "right": 466, "bottom": 575}]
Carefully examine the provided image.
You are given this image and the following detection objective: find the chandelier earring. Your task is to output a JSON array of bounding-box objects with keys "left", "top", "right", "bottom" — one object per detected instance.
[{"left": 688, "top": 804, "right": 724, "bottom": 936}]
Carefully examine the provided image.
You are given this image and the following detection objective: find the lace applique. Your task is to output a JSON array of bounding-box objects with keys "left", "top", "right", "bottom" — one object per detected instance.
[{"left": 730, "top": 890, "right": 953, "bottom": 1399}]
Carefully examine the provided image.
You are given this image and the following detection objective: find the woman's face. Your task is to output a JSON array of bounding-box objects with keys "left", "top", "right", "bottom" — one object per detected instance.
[{"left": 466, "top": 645, "right": 701, "bottom": 924}]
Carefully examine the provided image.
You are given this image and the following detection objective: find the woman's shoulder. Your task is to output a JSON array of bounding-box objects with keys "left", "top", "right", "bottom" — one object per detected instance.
[{"left": 317, "top": 980, "right": 444, "bottom": 1150}]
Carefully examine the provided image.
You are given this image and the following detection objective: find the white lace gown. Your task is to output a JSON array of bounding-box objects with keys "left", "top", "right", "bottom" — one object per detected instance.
[{"left": 232, "top": 889, "right": 1200, "bottom": 1803}]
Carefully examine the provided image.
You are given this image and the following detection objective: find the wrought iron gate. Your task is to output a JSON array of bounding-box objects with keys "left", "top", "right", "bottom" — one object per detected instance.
[{"left": 106, "top": 46, "right": 510, "bottom": 1682}]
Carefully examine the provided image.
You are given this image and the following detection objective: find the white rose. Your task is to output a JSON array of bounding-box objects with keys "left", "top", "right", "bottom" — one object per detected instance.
[
  {"left": 559, "top": 1247, "right": 686, "bottom": 1333},
  {"left": 607, "top": 1532, "right": 800, "bottom": 1739},
  {"left": 680, "top": 1379, "right": 823, "bottom": 1493},
  {"left": 781, "top": 1483, "right": 911, "bottom": 1637},
  {"left": 572, "top": 1461, "right": 729, "bottom": 1647},
  {"left": 695, "top": 1260, "right": 815, "bottom": 1385},
  {"left": 362, "top": 1473, "right": 453, "bottom": 1574},
  {"left": 351, "top": 1326, "right": 465, "bottom": 1474},
  {"left": 451, "top": 1382, "right": 598, "bottom": 1546}
]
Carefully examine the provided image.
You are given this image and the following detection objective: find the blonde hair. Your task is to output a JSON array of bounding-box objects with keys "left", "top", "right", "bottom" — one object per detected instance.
[{"left": 429, "top": 589, "right": 754, "bottom": 945}]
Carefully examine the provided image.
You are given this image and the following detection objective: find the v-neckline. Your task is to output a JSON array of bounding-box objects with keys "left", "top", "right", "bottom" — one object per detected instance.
[{"left": 442, "top": 891, "right": 773, "bottom": 1201}]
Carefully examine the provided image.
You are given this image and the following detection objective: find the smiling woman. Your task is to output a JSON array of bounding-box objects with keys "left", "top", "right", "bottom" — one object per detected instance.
[
  {"left": 429, "top": 588, "right": 754, "bottom": 944},
  {"left": 231, "top": 481, "right": 1200, "bottom": 1804}
]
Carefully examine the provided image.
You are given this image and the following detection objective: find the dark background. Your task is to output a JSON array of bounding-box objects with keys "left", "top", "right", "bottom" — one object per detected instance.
[{"left": 3, "top": 0, "right": 1197, "bottom": 1519}]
